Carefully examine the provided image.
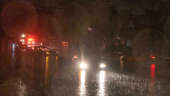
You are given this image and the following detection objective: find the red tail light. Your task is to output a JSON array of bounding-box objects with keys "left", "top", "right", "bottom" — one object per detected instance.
[
  {"left": 62, "top": 41, "right": 69, "bottom": 47},
  {"left": 73, "top": 55, "right": 78, "bottom": 59},
  {"left": 151, "top": 56, "right": 156, "bottom": 59}
]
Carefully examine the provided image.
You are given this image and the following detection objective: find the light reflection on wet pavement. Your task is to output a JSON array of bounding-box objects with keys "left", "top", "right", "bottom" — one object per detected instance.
[
  {"left": 0, "top": 48, "right": 169, "bottom": 96},
  {"left": 49, "top": 67, "right": 162, "bottom": 96}
]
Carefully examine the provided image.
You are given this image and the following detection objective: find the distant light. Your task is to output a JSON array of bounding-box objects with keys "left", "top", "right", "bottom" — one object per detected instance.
[
  {"left": 88, "top": 27, "right": 93, "bottom": 31},
  {"left": 72, "top": 55, "right": 79, "bottom": 61},
  {"left": 62, "top": 41, "right": 69, "bottom": 47},
  {"left": 151, "top": 56, "right": 156, "bottom": 59},
  {"left": 21, "top": 34, "right": 26, "bottom": 38},
  {"left": 28, "top": 38, "right": 33, "bottom": 41},
  {"left": 20, "top": 39, "right": 25, "bottom": 43},
  {"left": 73, "top": 55, "right": 78, "bottom": 59},
  {"left": 46, "top": 52, "right": 50, "bottom": 55}
]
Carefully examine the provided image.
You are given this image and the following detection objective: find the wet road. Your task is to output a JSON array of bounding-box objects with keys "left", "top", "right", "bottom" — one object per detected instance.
[{"left": 0, "top": 47, "right": 170, "bottom": 96}]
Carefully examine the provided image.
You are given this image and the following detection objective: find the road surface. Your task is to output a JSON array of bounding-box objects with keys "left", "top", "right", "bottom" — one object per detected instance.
[{"left": 0, "top": 47, "right": 169, "bottom": 96}]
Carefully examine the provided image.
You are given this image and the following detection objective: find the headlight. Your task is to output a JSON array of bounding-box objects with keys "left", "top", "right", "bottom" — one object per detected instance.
[
  {"left": 79, "top": 61, "right": 88, "bottom": 69},
  {"left": 99, "top": 63, "right": 106, "bottom": 68},
  {"left": 46, "top": 51, "right": 50, "bottom": 55}
]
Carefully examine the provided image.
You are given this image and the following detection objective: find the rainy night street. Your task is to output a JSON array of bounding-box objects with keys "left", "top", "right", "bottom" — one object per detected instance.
[
  {"left": 1, "top": 0, "right": 170, "bottom": 96},
  {"left": 0, "top": 46, "right": 169, "bottom": 96}
]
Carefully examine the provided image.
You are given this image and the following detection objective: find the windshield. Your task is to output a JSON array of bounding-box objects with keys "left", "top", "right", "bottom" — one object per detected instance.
[{"left": 0, "top": 0, "right": 169, "bottom": 96}]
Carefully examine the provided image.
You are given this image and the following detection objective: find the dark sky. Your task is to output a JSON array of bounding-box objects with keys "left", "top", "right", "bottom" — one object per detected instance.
[{"left": 0, "top": 0, "right": 170, "bottom": 40}]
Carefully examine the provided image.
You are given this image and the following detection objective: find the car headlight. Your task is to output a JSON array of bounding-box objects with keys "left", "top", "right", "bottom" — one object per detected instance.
[
  {"left": 46, "top": 51, "right": 50, "bottom": 55},
  {"left": 79, "top": 61, "right": 88, "bottom": 69},
  {"left": 99, "top": 63, "right": 107, "bottom": 68}
]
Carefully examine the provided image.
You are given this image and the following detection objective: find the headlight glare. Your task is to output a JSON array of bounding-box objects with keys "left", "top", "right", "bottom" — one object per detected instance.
[
  {"left": 79, "top": 61, "right": 88, "bottom": 69},
  {"left": 99, "top": 63, "right": 106, "bottom": 68}
]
